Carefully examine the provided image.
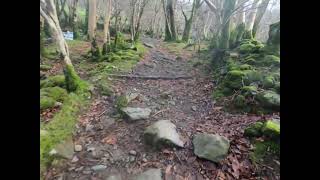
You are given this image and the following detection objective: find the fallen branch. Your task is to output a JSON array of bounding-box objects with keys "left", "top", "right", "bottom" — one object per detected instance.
[{"left": 108, "top": 74, "right": 193, "bottom": 80}]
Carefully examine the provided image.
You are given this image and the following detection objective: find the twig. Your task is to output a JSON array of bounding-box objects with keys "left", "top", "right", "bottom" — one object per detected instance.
[{"left": 152, "top": 108, "right": 168, "bottom": 117}]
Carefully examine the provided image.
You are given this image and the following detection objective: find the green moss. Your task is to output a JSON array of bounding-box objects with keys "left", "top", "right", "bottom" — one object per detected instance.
[
  {"left": 243, "top": 58, "right": 256, "bottom": 65},
  {"left": 241, "top": 86, "right": 258, "bottom": 96},
  {"left": 98, "top": 80, "right": 113, "bottom": 96},
  {"left": 40, "top": 75, "right": 65, "bottom": 88},
  {"left": 40, "top": 96, "right": 56, "bottom": 110},
  {"left": 244, "top": 122, "right": 264, "bottom": 137},
  {"left": 64, "top": 65, "right": 89, "bottom": 94},
  {"left": 275, "top": 82, "right": 280, "bottom": 93},
  {"left": 41, "top": 87, "right": 68, "bottom": 102},
  {"left": 40, "top": 65, "right": 52, "bottom": 71},
  {"left": 239, "top": 43, "right": 256, "bottom": 54},
  {"left": 234, "top": 95, "right": 246, "bottom": 108},
  {"left": 263, "top": 76, "right": 275, "bottom": 88},
  {"left": 212, "top": 89, "right": 225, "bottom": 99},
  {"left": 261, "top": 55, "right": 280, "bottom": 67},
  {"left": 224, "top": 70, "right": 246, "bottom": 89},
  {"left": 262, "top": 120, "right": 280, "bottom": 139},
  {"left": 40, "top": 91, "right": 89, "bottom": 177},
  {"left": 243, "top": 70, "right": 263, "bottom": 85},
  {"left": 250, "top": 140, "right": 280, "bottom": 164},
  {"left": 115, "top": 95, "right": 128, "bottom": 112},
  {"left": 257, "top": 90, "right": 280, "bottom": 110},
  {"left": 239, "top": 64, "right": 253, "bottom": 70}
]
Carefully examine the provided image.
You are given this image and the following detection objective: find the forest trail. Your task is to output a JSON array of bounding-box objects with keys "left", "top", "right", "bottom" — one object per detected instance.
[{"left": 46, "top": 37, "right": 278, "bottom": 180}]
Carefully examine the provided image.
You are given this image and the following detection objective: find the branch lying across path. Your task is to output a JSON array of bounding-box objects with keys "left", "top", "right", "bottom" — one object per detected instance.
[{"left": 108, "top": 74, "right": 193, "bottom": 80}]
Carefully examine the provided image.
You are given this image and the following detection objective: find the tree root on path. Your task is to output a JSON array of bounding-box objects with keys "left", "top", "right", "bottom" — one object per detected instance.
[{"left": 108, "top": 74, "right": 193, "bottom": 80}]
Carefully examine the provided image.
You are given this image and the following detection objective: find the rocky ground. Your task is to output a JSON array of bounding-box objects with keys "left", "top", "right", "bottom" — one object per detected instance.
[{"left": 44, "top": 37, "right": 279, "bottom": 180}]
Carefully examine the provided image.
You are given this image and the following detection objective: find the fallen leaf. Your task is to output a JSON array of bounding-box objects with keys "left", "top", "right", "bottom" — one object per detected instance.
[{"left": 102, "top": 135, "right": 117, "bottom": 145}]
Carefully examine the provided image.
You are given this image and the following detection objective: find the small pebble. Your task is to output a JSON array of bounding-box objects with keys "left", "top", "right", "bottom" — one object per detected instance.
[
  {"left": 142, "top": 158, "right": 148, "bottom": 163},
  {"left": 129, "top": 150, "right": 137, "bottom": 156},
  {"left": 74, "top": 145, "right": 82, "bottom": 152},
  {"left": 71, "top": 156, "right": 79, "bottom": 163},
  {"left": 83, "top": 170, "right": 92, "bottom": 175},
  {"left": 129, "top": 156, "right": 135, "bottom": 162}
]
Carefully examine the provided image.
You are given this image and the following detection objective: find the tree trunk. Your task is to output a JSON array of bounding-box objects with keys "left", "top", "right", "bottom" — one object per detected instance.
[
  {"left": 40, "top": 0, "right": 82, "bottom": 92},
  {"left": 70, "top": 0, "right": 79, "bottom": 39},
  {"left": 234, "top": 0, "right": 246, "bottom": 42},
  {"left": 219, "top": 0, "right": 237, "bottom": 49},
  {"left": 102, "top": 0, "right": 112, "bottom": 55},
  {"left": 84, "top": 0, "right": 89, "bottom": 34},
  {"left": 181, "top": 0, "right": 201, "bottom": 42},
  {"left": 252, "top": 0, "right": 270, "bottom": 37},
  {"left": 244, "top": 0, "right": 260, "bottom": 39},
  {"left": 168, "top": 0, "right": 177, "bottom": 40},
  {"left": 88, "top": 0, "right": 97, "bottom": 41}
]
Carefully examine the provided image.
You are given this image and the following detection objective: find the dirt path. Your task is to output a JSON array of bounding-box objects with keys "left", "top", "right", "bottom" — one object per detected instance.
[{"left": 47, "top": 37, "right": 278, "bottom": 180}]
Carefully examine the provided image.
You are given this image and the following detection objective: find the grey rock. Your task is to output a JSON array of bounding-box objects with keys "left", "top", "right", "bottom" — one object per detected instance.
[
  {"left": 126, "top": 92, "right": 139, "bottom": 103},
  {"left": 144, "top": 120, "right": 184, "bottom": 148},
  {"left": 91, "top": 165, "right": 107, "bottom": 171},
  {"left": 129, "top": 156, "right": 135, "bottom": 162},
  {"left": 71, "top": 156, "right": 79, "bottom": 163},
  {"left": 85, "top": 124, "right": 94, "bottom": 132},
  {"left": 191, "top": 106, "right": 197, "bottom": 111},
  {"left": 143, "top": 42, "right": 155, "bottom": 48},
  {"left": 106, "top": 174, "right": 122, "bottom": 180},
  {"left": 133, "top": 168, "right": 162, "bottom": 180},
  {"left": 193, "top": 133, "right": 230, "bottom": 162},
  {"left": 83, "top": 170, "right": 92, "bottom": 175},
  {"left": 129, "top": 150, "right": 137, "bottom": 156},
  {"left": 121, "top": 107, "right": 151, "bottom": 121}
]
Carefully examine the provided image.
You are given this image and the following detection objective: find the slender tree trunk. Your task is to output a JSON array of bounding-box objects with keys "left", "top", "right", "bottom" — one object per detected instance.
[
  {"left": 182, "top": 0, "right": 201, "bottom": 42},
  {"left": 70, "top": 0, "right": 79, "bottom": 39},
  {"left": 40, "top": 0, "right": 82, "bottom": 92},
  {"left": 102, "top": 0, "right": 112, "bottom": 55},
  {"left": 244, "top": 0, "right": 260, "bottom": 39},
  {"left": 88, "top": 0, "right": 97, "bottom": 41},
  {"left": 84, "top": 0, "right": 89, "bottom": 34},
  {"left": 168, "top": 0, "right": 177, "bottom": 40},
  {"left": 235, "top": 0, "right": 246, "bottom": 42},
  {"left": 252, "top": 0, "right": 270, "bottom": 37}
]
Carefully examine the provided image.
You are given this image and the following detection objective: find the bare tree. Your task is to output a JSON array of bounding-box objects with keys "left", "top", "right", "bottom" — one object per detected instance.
[
  {"left": 181, "top": 0, "right": 203, "bottom": 42},
  {"left": 252, "top": 0, "right": 270, "bottom": 37},
  {"left": 70, "top": 0, "right": 79, "bottom": 39},
  {"left": 40, "top": 0, "right": 82, "bottom": 92},
  {"left": 162, "top": 0, "right": 177, "bottom": 41},
  {"left": 102, "top": 0, "right": 112, "bottom": 55}
]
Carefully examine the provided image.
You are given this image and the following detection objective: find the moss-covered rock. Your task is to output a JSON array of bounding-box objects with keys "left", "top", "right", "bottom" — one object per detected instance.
[
  {"left": 262, "top": 120, "right": 280, "bottom": 139},
  {"left": 40, "top": 65, "right": 52, "bottom": 71},
  {"left": 239, "top": 64, "right": 253, "bottom": 70},
  {"left": 115, "top": 95, "right": 129, "bottom": 111},
  {"left": 40, "top": 75, "right": 65, "bottom": 88},
  {"left": 257, "top": 90, "right": 280, "bottom": 110},
  {"left": 243, "top": 70, "right": 263, "bottom": 85},
  {"left": 244, "top": 122, "right": 264, "bottom": 137},
  {"left": 239, "top": 43, "right": 256, "bottom": 54},
  {"left": 261, "top": 55, "right": 280, "bottom": 67},
  {"left": 262, "top": 76, "right": 275, "bottom": 88},
  {"left": 241, "top": 86, "right": 258, "bottom": 96},
  {"left": 234, "top": 95, "right": 246, "bottom": 108},
  {"left": 40, "top": 96, "right": 56, "bottom": 110},
  {"left": 40, "top": 87, "right": 68, "bottom": 102},
  {"left": 224, "top": 70, "right": 246, "bottom": 89}
]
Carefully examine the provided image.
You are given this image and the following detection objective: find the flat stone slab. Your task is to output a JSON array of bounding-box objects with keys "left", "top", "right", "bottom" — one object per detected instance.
[
  {"left": 121, "top": 107, "right": 151, "bottom": 121},
  {"left": 193, "top": 133, "right": 230, "bottom": 163},
  {"left": 144, "top": 120, "right": 184, "bottom": 148},
  {"left": 132, "top": 168, "right": 162, "bottom": 180}
]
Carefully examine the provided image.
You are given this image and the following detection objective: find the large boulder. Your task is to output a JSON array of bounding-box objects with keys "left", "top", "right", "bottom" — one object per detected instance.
[
  {"left": 193, "top": 133, "right": 230, "bottom": 163},
  {"left": 257, "top": 90, "right": 280, "bottom": 110},
  {"left": 132, "top": 168, "right": 162, "bottom": 180},
  {"left": 121, "top": 107, "right": 151, "bottom": 121},
  {"left": 144, "top": 120, "right": 184, "bottom": 148}
]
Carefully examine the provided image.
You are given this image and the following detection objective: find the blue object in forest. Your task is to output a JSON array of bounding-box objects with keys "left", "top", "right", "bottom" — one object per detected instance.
[{"left": 63, "top": 31, "right": 73, "bottom": 40}]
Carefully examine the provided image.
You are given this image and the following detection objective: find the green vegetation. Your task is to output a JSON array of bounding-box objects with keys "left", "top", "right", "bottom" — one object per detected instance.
[{"left": 211, "top": 38, "right": 280, "bottom": 113}]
